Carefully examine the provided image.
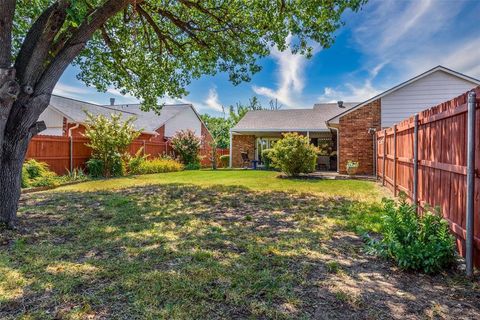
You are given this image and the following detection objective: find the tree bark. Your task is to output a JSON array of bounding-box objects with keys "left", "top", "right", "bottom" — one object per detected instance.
[{"left": 0, "top": 136, "right": 28, "bottom": 228}]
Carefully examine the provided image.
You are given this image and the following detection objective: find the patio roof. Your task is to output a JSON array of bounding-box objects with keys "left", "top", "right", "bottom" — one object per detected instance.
[{"left": 232, "top": 102, "right": 357, "bottom": 133}]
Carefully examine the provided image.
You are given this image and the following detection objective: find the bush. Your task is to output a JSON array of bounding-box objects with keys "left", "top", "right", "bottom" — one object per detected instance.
[
  {"left": 184, "top": 162, "right": 201, "bottom": 170},
  {"left": 269, "top": 133, "right": 318, "bottom": 176},
  {"left": 261, "top": 148, "right": 274, "bottom": 170},
  {"left": 219, "top": 155, "right": 229, "bottom": 168},
  {"left": 83, "top": 112, "right": 140, "bottom": 177},
  {"left": 21, "top": 167, "right": 30, "bottom": 188},
  {"left": 367, "top": 195, "right": 456, "bottom": 274},
  {"left": 127, "top": 148, "right": 148, "bottom": 174},
  {"left": 22, "top": 159, "right": 58, "bottom": 188},
  {"left": 86, "top": 158, "right": 104, "bottom": 178},
  {"left": 130, "top": 158, "right": 183, "bottom": 175},
  {"left": 170, "top": 130, "right": 201, "bottom": 168},
  {"left": 24, "top": 159, "right": 49, "bottom": 179}
]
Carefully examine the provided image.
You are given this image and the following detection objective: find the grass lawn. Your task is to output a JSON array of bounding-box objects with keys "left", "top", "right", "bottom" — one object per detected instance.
[{"left": 1, "top": 170, "right": 479, "bottom": 319}]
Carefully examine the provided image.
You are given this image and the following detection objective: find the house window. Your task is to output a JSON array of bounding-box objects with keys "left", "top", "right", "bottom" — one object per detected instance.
[{"left": 255, "top": 138, "right": 279, "bottom": 163}]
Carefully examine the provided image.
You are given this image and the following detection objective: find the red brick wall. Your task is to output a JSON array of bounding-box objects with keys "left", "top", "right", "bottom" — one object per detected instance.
[
  {"left": 338, "top": 99, "right": 381, "bottom": 175},
  {"left": 231, "top": 135, "right": 255, "bottom": 167}
]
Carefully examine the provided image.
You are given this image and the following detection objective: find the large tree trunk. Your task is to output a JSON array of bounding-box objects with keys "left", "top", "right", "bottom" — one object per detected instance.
[{"left": 0, "top": 138, "right": 29, "bottom": 228}]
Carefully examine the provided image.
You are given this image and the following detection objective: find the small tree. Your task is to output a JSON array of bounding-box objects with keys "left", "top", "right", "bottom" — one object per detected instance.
[
  {"left": 270, "top": 133, "right": 318, "bottom": 177},
  {"left": 170, "top": 130, "right": 201, "bottom": 169},
  {"left": 83, "top": 112, "right": 140, "bottom": 177}
]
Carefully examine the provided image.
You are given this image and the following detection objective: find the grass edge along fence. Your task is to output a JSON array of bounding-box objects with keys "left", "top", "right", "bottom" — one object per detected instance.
[
  {"left": 376, "top": 86, "right": 480, "bottom": 272},
  {"left": 26, "top": 135, "right": 229, "bottom": 175}
]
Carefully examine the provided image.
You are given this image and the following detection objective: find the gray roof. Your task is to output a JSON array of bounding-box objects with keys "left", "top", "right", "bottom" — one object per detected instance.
[
  {"left": 48, "top": 95, "right": 190, "bottom": 134},
  {"left": 232, "top": 102, "right": 358, "bottom": 132}
]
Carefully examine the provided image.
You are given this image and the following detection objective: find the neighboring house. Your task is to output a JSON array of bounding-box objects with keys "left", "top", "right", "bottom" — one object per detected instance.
[
  {"left": 39, "top": 95, "right": 212, "bottom": 144},
  {"left": 230, "top": 66, "right": 480, "bottom": 174}
]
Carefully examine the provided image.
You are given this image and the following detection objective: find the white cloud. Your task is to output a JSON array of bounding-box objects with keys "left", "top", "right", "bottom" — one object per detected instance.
[
  {"left": 53, "top": 83, "right": 90, "bottom": 97},
  {"left": 106, "top": 87, "right": 139, "bottom": 104},
  {"left": 323, "top": 0, "right": 479, "bottom": 103},
  {"left": 204, "top": 87, "right": 223, "bottom": 112},
  {"left": 252, "top": 35, "right": 317, "bottom": 108},
  {"left": 318, "top": 64, "right": 385, "bottom": 103},
  {"left": 349, "top": 0, "right": 471, "bottom": 77}
]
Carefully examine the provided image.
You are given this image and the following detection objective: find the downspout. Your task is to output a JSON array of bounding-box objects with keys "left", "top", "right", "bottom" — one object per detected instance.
[
  {"left": 68, "top": 123, "right": 80, "bottom": 172},
  {"left": 229, "top": 130, "right": 233, "bottom": 168}
]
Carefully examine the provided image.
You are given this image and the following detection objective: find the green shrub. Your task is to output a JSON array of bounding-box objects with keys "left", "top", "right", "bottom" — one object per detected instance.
[
  {"left": 22, "top": 159, "right": 58, "bottom": 188},
  {"left": 86, "top": 158, "right": 104, "bottom": 178},
  {"left": 21, "top": 167, "right": 30, "bottom": 188},
  {"left": 170, "top": 130, "right": 201, "bottom": 167},
  {"left": 24, "top": 159, "right": 49, "bottom": 179},
  {"left": 29, "top": 172, "right": 59, "bottom": 188},
  {"left": 131, "top": 158, "right": 183, "bottom": 175},
  {"left": 184, "top": 162, "right": 201, "bottom": 170},
  {"left": 111, "top": 156, "right": 126, "bottom": 177},
  {"left": 367, "top": 195, "right": 456, "bottom": 274},
  {"left": 83, "top": 112, "right": 140, "bottom": 177},
  {"left": 61, "top": 168, "right": 88, "bottom": 183},
  {"left": 219, "top": 155, "right": 229, "bottom": 167},
  {"left": 127, "top": 148, "right": 148, "bottom": 174},
  {"left": 261, "top": 148, "right": 274, "bottom": 170},
  {"left": 269, "top": 133, "right": 318, "bottom": 176}
]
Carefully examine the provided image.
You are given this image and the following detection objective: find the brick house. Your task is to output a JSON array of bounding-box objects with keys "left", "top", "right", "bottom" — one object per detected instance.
[
  {"left": 231, "top": 66, "right": 480, "bottom": 174},
  {"left": 39, "top": 95, "right": 212, "bottom": 144}
]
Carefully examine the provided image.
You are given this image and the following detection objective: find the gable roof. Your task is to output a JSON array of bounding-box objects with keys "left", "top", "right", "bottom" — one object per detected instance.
[
  {"left": 48, "top": 95, "right": 196, "bottom": 135},
  {"left": 232, "top": 102, "right": 358, "bottom": 132},
  {"left": 327, "top": 65, "right": 480, "bottom": 124}
]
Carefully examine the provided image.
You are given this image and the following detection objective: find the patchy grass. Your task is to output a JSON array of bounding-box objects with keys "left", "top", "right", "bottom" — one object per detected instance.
[
  {"left": 1, "top": 171, "right": 479, "bottom": 319},
  {"left": 58, "top": 169, "right": 384, "bottom": 201}
]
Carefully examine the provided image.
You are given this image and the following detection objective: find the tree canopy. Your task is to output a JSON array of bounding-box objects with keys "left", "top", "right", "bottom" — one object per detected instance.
[
  {"left": 12, "top": 0, "right": 365, "bottom": 108},
  {"left": 0, "top": 0, "right": 366, "bottom": 226}
]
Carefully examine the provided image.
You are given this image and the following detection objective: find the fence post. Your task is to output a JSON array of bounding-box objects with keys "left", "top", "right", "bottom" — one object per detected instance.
[
  {"left": 382, "top": 129, "right": 387, "bottom": 186},
  {"left": 143, "top": 140, "right": 146, "bottom": 156},
  {"left": 466, "top": 91, "right": 476, "bottom": 278},
  {"left": 413, "top": 114, "right": 419, "bottom": 210},
  {"left": 393, "top": 124, "right": 397, "bottom": 196}
]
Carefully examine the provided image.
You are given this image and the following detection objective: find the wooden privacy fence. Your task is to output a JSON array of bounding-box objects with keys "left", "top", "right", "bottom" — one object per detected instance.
[
  {"left": 376, "top": 87, "right": 480, "bottom": 268},
  {"left": 26, "top": 135, "right": 229, "bottom": 175}
]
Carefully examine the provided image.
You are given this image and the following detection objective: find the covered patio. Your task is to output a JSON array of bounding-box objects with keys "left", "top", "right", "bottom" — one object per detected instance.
[
  {"left": 229, "top": 129, "right": 338, "bottom": 171},
  {"left": 229, "top": 106, "right": 347, "bottom": 171}
]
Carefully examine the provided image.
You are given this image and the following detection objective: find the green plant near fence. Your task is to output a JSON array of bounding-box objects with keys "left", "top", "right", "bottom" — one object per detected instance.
[{"left": 365, "top": 194, "right": 456, "bottom": 274}]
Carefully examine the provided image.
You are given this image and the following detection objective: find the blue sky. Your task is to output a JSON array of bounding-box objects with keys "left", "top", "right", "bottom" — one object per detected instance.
[{"left": 53, "top": 0, "right": 480, "bottom": 116}]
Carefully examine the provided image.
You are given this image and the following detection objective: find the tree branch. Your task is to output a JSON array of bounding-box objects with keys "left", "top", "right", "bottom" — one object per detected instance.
[
  {"left": 36, "top": 0, "right": 132, "bottom": 95},
  {"left": 136, "top": 4, "right": 181, "bottom": 54},
  {"left": 156, "top": 8, "right": 208, "bottom": 48},
  {"left": 15, "top": 0, "right": 70, "bottom": 89},
  {"left": 0, "top": 0, "right": 16, "bottom": 68}
]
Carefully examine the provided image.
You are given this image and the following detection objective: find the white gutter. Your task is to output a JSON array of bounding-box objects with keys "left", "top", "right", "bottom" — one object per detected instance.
[{"left": 232, "top": 128, "right": 331, "bottom": 133}]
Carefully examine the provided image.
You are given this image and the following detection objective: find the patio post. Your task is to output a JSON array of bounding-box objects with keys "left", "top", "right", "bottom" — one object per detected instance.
[{"left": 466, "top": 91, "right": 476, "bottom": 278}]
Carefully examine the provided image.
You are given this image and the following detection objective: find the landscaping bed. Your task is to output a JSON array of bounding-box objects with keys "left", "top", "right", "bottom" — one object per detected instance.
[{"left": 1, "top": 171, "right": 479, "bottom": 319}]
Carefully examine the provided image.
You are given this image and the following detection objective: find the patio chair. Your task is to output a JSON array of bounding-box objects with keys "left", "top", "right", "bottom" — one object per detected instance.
[{"left": 240, "top": 151, "right": 250, "bottom": 168}]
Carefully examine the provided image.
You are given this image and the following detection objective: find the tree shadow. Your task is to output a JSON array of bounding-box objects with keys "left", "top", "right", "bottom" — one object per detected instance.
[{"left": 1, "top": 183, "right": 478, "bottom": 319}]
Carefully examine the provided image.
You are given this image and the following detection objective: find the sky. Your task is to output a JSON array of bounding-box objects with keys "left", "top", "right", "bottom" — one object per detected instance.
[{"left": 53, "top": 0, "right": 480, "bottom": 116}]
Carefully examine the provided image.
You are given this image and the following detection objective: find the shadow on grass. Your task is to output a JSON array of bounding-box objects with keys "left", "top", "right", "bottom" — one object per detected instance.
[{"left": 0, "top": 183, "right": 478, "bottom": 319}]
